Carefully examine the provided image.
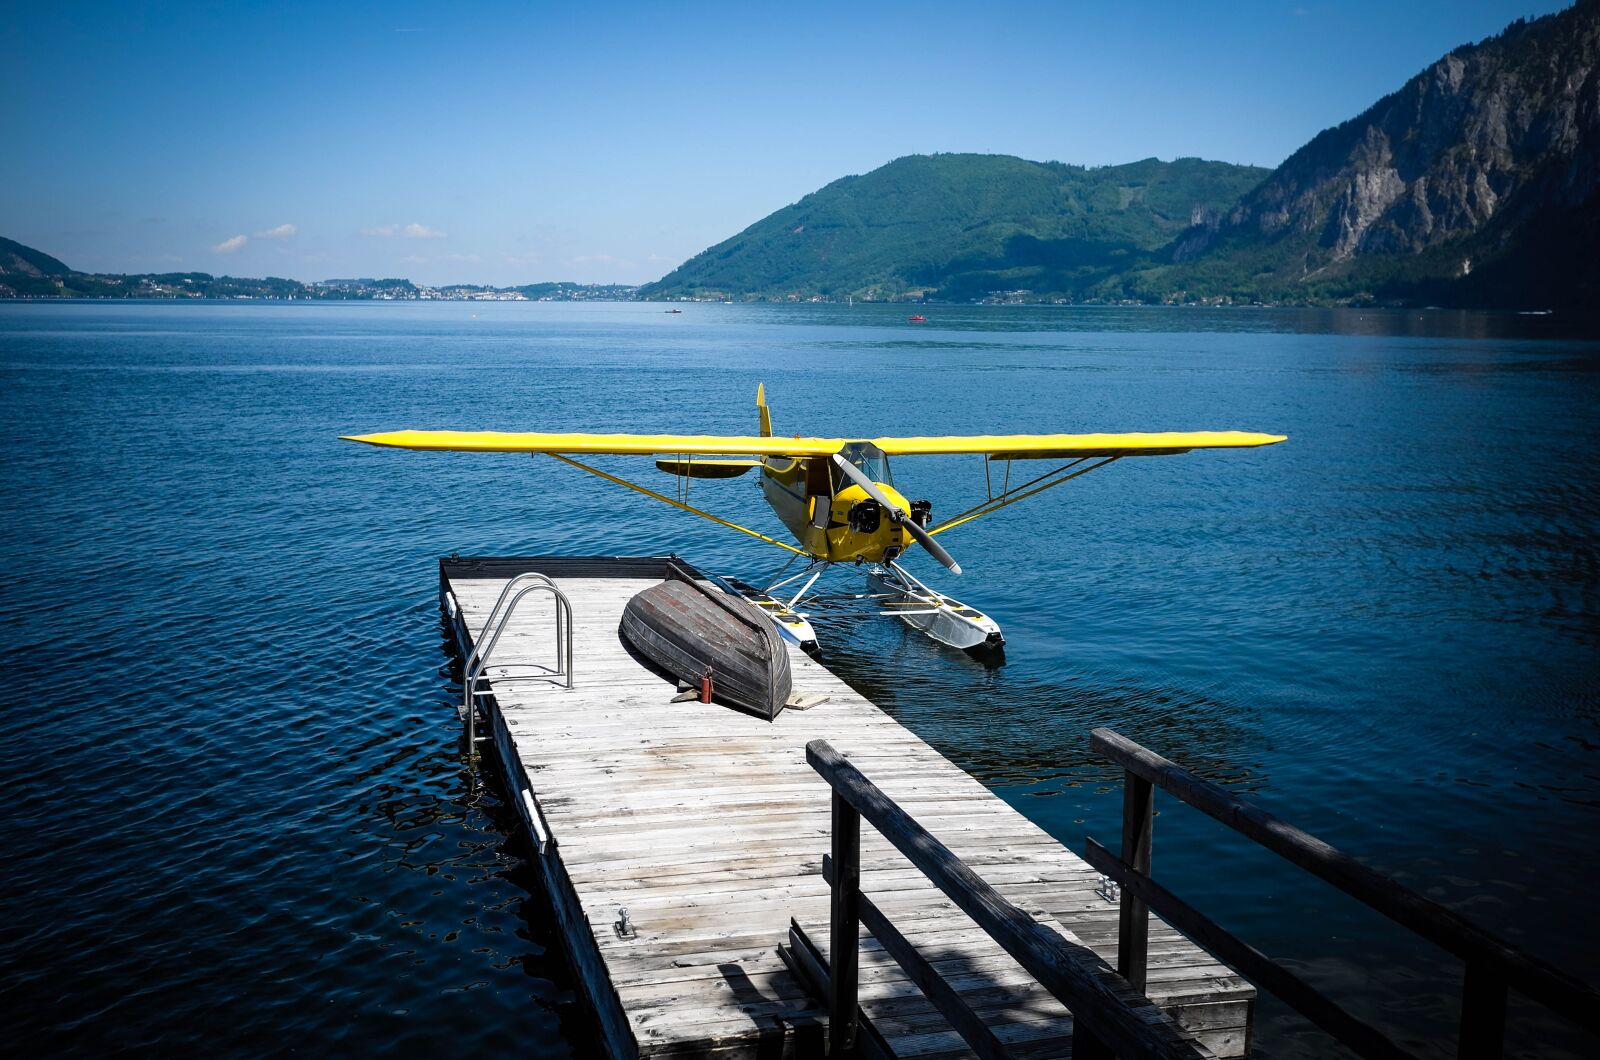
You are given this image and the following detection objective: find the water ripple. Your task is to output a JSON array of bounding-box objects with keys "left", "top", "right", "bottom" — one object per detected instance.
[{"left": 1, "top": 302, "right": 1595, "bottom": 1057}]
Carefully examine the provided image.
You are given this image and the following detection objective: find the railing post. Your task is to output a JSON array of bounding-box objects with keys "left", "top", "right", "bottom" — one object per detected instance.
[
  {"left": 829, "top": 788, "right": 861, "bottom": 1055},
  {"left": 1117, "top": 767, "right": 1154, "bottom": 994},
  {"left": 1457, "top": 960, "right": 1507, "bottom": 1059}
]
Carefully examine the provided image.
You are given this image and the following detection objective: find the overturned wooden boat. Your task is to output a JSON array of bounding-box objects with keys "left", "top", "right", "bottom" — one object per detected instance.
[{"left": 620, "top": 568, "right": 793, "bottom": 720}]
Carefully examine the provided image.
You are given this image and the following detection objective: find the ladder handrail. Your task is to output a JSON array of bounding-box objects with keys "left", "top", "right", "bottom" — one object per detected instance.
[
  {"left": 463, "top": 572, "right": 560, "bottom": 678},
  {"left": 467, "top": 581, "right": 574, "bottom": 694},
  {"left": 464, "top": 577, "right": 574, "bottom": 754}
]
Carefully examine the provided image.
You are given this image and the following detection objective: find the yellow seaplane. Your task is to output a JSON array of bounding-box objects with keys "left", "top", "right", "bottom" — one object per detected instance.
[{"left": 343, "top": 386, "right": 1284, "bottom": 656}]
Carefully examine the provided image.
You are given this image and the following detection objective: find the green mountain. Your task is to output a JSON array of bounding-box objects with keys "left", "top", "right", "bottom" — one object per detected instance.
[
  {"left": 0, "top": 236, "right": 75, "bottom": 295},
  {"left": 0, "top": 235, "right": 71, "bottom": 277},
  {"left": 647, "top": 3, "right": 1598, "bottom": 309},
  {"left": 639, "top": 154, "right": 1270, "bottom": 302},
  {"left": 1127, "top": 0, "right": 1600, "bottom": 308}
]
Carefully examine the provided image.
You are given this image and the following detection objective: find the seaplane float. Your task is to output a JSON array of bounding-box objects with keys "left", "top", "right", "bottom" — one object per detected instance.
[{"left": 343, "top": 386, "right": 1284, "bottom": 657}]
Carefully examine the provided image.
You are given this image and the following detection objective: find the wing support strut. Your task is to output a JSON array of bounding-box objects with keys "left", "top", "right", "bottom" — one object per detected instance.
[
  {"left": 546, "top": 453, "right": 808, "bottom": 556},
  {"left": 929, "top": 456, "right": 1121, "bottom": 536}
]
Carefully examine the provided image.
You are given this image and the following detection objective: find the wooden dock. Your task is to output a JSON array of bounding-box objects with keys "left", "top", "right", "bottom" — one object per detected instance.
[{"left": 440, "top": 555, "right": 1255, "bottom": 1059}]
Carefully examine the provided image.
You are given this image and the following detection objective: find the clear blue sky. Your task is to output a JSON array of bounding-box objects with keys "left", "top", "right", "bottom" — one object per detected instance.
[{"left": 1, "top": 1, "right": 1570, "bottom": 286}]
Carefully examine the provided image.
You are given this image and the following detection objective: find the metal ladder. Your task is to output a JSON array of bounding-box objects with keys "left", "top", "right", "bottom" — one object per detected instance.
[{"left": 462, "top": 572, "right": 574, "bottom": 755}]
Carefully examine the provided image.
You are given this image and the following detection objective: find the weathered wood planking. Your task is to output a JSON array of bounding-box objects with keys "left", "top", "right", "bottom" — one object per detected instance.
[{"left": 440, "top": 556, "right": 1254, "bottom": 1059}]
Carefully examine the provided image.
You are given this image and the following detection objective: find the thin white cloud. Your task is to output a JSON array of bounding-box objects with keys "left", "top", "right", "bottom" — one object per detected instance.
[
  {"left": 573, "top": 253, "right": 634, "bottom": 267},
  {"left": 254, "top": 223, "right": 297, "bottom": 239},
  {"left": 213, "top": 234, "right": 248, "bottom": 254},
  {"left": 443, "top": 252, "right": 481, "bottom": 263},
  {"left": 397, "top": 254, "right": 426, "bottom": 265},
  {"left": 361, "top": 222, "right": 447, "bottom": 239}
]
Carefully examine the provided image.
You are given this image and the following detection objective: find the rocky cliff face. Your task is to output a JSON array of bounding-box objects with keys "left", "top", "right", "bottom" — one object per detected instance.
[{"left": 1176, "top": 0, "right": 1600, "bottom": 296}]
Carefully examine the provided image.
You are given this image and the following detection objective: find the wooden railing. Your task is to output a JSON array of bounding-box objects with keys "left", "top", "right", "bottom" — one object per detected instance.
[
  {"left": 1085, "top": 727, "right": 1600, "bottom": 1060},
  {"left": 798, "top": 738, "right": 1210, "bottom": 1059}
]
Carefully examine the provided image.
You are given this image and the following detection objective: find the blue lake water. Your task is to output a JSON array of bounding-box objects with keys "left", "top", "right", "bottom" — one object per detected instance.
[{"left": 1, "top": 301, "right": 1595, "bottom": 1057}]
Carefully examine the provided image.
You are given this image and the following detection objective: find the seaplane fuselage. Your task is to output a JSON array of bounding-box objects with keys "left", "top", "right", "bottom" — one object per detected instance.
[{"left": 759, "top": 441, "right": 922, "bottom": 566}]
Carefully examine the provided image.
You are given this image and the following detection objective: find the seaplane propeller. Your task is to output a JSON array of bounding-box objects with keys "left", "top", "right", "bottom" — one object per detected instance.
[{"left": 831, "top": 453, "right": 962, "bottom": 575}]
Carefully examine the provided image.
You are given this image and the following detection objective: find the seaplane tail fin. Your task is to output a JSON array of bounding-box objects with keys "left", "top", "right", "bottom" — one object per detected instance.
[{"left": 756, "top": 383, "right": 773, "bottom": 437}]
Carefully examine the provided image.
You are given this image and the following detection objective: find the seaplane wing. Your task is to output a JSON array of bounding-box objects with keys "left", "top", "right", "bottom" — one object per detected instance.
[
  {"left": 339, "top": 429, "right": 848, "bottom": 456},
  {"left": 871, "top": 431, "right": 1285, "bottom": 458},
  {"left": 341, "top": 429, "right": 1285, "bottom": 458}
]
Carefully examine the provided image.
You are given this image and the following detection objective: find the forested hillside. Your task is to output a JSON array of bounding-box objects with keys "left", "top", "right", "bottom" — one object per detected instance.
[{"left": 641, "top": 154, "right": 1269, "bottom": 301}]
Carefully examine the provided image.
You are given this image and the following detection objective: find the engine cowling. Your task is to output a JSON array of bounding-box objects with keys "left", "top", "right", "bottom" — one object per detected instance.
[{"left": 847, "top": 499, "right": 882, "bottom": 534}]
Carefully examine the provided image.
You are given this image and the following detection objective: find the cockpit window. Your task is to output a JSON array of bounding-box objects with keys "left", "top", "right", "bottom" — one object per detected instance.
[{"left": 832, "top": 441, "right": 893, "bottom": 492}]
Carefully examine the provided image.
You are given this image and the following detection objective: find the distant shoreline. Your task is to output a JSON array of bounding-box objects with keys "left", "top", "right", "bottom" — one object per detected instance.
[{"left": 1, "top": 296, "right": 1585, "bottom": 319}]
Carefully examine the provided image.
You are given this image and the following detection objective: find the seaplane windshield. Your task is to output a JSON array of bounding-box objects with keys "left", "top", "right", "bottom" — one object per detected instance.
[{"left": 833, "top": 441, "right": 892, "bottom": 491}]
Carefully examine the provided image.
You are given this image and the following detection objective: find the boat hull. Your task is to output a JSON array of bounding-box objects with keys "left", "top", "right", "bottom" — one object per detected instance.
[{"left": 620, "top": 574, "right": 793, "bottom": 720}]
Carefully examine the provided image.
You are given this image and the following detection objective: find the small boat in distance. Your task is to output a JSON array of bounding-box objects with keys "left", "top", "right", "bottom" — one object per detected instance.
[
  {"left": 620, "top": 568, "right": 793, "bottom": 720},
  {"left": 908, "top": 314, "right": 926, "bottom": 322},
  {"left": 665, "top": 308, "right": 683, "bottom": 314}
]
